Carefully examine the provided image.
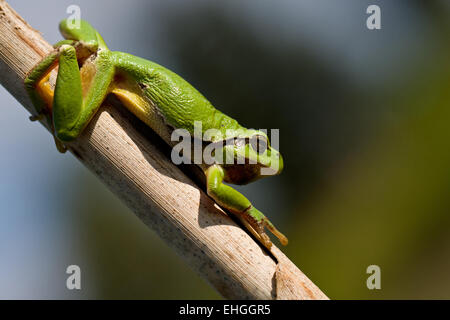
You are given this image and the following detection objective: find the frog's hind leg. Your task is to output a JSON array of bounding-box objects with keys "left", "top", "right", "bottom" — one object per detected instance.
[
  {"left": 25, "top": 41, "right": 78, "bottom": 121},
  {"left": 25, "top": 44, "right": 114, "bottom": 151},
  {"left": 25, "top": 49, "right": 60, "bottom": 128},
  {"left": 26, "top": 49, "right": 72, "bottom": 154},
  {"left": 51, "top": 45, "right": 114, "bottom": 142}
]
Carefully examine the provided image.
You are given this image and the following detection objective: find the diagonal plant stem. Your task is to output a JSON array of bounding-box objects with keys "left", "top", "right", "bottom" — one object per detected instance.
[{"left": 0, "top": 0, "right": 328, "bottom": 300}]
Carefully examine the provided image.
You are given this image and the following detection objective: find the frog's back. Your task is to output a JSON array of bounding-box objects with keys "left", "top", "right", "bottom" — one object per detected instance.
[{"left": 111, "top": 52, "right": 242, "bottom": 140}]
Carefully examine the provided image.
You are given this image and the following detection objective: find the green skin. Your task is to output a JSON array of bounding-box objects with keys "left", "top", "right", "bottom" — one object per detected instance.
[{"left": 25, "top": 19, "right": 287, "bottom": 249}]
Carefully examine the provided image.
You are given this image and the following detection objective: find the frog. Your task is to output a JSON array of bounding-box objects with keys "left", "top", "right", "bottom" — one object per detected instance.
[{"left": 25, "top": 19, "right": 287, "bottom": 249}]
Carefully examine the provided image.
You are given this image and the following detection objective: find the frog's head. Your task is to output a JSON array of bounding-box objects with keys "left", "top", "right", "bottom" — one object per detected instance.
[
  {"left": 59, "top": 19, "right": 108, "bottom": 51},
  {"left": 219, "top": 129, "right": 284, "bottom": 185}
]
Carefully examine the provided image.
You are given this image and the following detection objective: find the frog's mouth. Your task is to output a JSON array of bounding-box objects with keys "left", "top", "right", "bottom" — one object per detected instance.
[
  {"left": 221, "top": 155, "right": 282, "bottom": 185},
  {"left": 264, "top": 147, "right": 284, "bottom": 176},
  {"left": 222, "top": 163, "right": 265, "bottom": 185}
]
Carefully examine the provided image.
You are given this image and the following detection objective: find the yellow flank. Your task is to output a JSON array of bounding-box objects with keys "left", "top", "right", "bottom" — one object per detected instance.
[
  {"left": 111, "top": 77, "right": 173, "bottom": 144},
  {"left": 111, "top": 88, "right": 152, "bottom": 121},
  {"left": 36, "top": 73, "right": 54, "bottom": 109},
  {"left": 80, "top": 59, "right": 97, "bottom": 97}
]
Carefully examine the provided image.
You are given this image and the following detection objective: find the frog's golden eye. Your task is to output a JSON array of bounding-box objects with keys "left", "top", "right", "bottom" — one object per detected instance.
[
  {"left": 234, "top": 137, "right": 246, "bottom": 148},
  {"left": 249, "top": 135, "right": 268, "bottom": 154}
]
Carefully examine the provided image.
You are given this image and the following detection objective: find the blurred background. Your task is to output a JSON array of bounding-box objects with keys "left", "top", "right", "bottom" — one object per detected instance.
[{"left": 1, "top": 0, "right": 449, "bottom": 299}]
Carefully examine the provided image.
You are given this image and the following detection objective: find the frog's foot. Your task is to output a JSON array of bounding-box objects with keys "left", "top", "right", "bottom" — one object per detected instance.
[
  {"left": 29, "top": 113, "right": 45, "bottom": 122},
  {"left": 238, "top": 211, "right": 273, "bottom": 249},
  {"left": 54, "top": 136, "right": 68, "bottom": 153},
  {"left": 53, "top": 39, "right": 76, "bottom": 49},
  {"left": 239, "top": 206, "right": 289, "bottom": 250},
  {"left": 263, "top": 216, "right": 289, "bottom": 246},
  {"left": 29, "top": 113, "right": 67, "bottom": 153}
]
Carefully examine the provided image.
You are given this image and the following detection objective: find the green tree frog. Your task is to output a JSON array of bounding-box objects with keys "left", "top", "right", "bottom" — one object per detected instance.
[{"left": 25, "top": 19, "right": 287, "bottom": 249}]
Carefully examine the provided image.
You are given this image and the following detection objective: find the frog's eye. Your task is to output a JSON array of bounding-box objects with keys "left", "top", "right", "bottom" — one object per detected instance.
[
  {"left": 249, "top": 135, "right": 268, "bottom": 154},
  {"left": 234, "top": 138, "right": 246, "bottom": 148}
]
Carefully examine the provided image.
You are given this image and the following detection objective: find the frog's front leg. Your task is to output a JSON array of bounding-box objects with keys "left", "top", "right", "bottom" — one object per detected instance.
[
  {"left": 206, "top": 164, "right": 288, "bottom": 249},
  {"left": 25, "top": 44, "right": 115, "bottom": 152}
]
